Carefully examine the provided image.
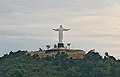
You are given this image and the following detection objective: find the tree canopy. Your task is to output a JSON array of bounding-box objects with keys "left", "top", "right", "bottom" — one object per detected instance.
[{"left": 0, "top": 50, "right": 120, "bottom": 77}]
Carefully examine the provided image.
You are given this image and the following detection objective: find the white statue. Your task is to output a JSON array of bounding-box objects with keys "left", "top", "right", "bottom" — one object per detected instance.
[{"left": 53, "top": 25, "right": 70, "bottom": 43}]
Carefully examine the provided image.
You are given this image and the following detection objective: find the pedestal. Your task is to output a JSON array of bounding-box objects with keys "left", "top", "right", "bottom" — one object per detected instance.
[{"left": 58, "top": 43, "right": 64, "bottom": 48}]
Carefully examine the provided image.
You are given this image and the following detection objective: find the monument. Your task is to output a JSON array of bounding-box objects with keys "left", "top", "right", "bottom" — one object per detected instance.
[
  {"left": 25, "top": 25, "right": 86, "bottom": 59},
  {"left": 53, "top": 25, "right": 70, "bottom": 48}
]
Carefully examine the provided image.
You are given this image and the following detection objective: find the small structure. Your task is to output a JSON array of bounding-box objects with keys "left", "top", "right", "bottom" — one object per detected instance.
[{"left": 67, "top": 43, "right": 71, "bottom": 49}]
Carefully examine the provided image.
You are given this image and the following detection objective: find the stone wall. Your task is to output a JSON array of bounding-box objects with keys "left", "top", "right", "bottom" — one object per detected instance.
[{"left": 25, "top": 49, "right": 86, "bottom": 59}]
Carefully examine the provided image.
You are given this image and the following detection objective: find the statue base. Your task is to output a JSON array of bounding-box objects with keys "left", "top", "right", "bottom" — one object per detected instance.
[{"left": 58, "top": 43, "right": 64, "bottom": 48}]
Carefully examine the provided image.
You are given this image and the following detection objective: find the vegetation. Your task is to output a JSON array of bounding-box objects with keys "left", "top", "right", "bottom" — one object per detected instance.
[{"left": 0, "top": 50, "right": 120, "bottom": 77}]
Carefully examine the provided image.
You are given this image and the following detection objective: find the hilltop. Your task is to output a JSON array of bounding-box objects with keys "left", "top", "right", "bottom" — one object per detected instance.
[{"left": 0, "top": 50, "right": 120, "bottom": 77}]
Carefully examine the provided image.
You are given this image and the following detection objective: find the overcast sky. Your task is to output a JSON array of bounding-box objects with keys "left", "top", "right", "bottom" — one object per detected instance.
[{"left": 0, "top": 0, "right": 120, "bottom": 58}]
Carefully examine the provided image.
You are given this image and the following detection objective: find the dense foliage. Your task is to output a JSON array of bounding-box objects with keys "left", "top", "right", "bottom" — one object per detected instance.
[{"left": 0, "top": 50, "right": 120, "bottom": 77}]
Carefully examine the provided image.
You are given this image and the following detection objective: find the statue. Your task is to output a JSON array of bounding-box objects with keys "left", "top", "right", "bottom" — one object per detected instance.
[
  {"left": 53, "top": 25, "right": 70, "bottom": 48},
  {"left": 53, "top": 25, "right": 70, "bottom": 43}
]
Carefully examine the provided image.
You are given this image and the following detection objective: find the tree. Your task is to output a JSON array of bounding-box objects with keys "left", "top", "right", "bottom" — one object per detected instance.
[{"left": 46, "top": 45, "right": 50, "bottom": 50}]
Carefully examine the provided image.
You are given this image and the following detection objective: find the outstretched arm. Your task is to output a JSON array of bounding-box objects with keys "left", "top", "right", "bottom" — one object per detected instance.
[
  {"left": 53, "top": 29, "right": 59, "bottom": 31},
  {"left": 63, "top": 29, "right": 70, "bottom": 31}
]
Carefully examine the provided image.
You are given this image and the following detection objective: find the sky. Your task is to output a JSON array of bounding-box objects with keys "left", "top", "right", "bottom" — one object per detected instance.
[{"left": 0, "top": 0, "right": 120, "bottom": 58}]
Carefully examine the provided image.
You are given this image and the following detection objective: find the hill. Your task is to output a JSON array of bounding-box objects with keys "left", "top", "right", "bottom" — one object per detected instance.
[{"left": 0, "top": 50, "right": 120, "bottom": 77}]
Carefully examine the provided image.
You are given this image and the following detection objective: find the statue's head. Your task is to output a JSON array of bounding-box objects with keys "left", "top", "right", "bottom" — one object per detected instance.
[{"left": 60, "top": 25, "right": 62, "bottom": 28}]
